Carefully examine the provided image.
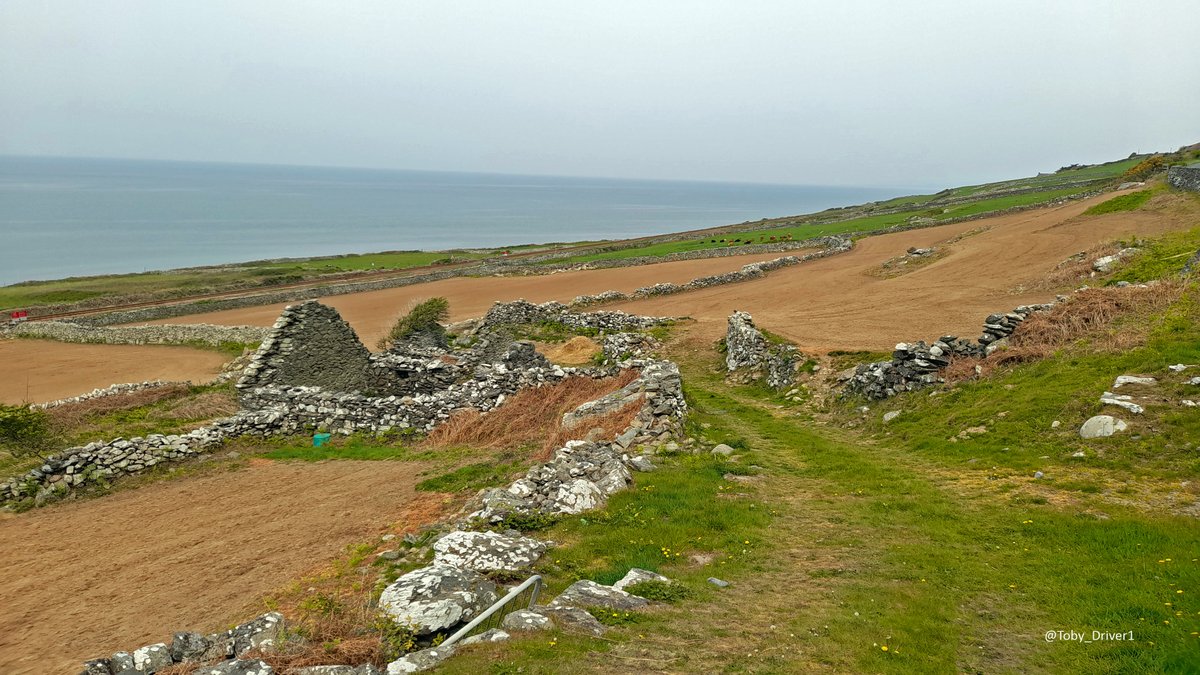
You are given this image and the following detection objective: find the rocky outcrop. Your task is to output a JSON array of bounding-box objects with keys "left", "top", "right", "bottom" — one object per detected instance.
[
  {"left": 724, "top": 311, "right": 800, "bottom": 390},
  {"left": 1092, "top": 248, "right": 1139, "bottom": 274},
  {"left": 548, "top": 580, "right": 650, "bottom": 611}
]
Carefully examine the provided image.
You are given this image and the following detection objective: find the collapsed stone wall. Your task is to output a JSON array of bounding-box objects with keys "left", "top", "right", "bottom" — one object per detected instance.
[
  {"left": 1167, "top": 165, "right": 1200, "bottom": 193},
  {"left": 843, "top": 302, "right": 1056, "bottom": 400},
  {"left": 724, "top": 311, "right": 801, "bottom": 390},
  {"left": 479, "top": 300, "right": 675, "bottom": 332},
  {"left": 1, "top": 321, "right": 268, "bottom": 347}
]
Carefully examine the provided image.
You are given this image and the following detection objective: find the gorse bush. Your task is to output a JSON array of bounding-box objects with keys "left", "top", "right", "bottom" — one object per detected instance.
[
  {"left": 0, "top": 403, "right": 57, "bottom": 459},
  {"left": 377, "top": 297, "right": 449, "bottom": 349},
  {"left": 1122, "top": 155, "right": 1166, "bottom": 181}
]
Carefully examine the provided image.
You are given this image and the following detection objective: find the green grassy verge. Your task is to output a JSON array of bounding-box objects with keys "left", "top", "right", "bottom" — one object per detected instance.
[
  {"left": 1111, "top": 227, "right": 1200, "bottom": 283},
  {"left": 1085, "top": 190, "right": 1156, "bottom": 216}
]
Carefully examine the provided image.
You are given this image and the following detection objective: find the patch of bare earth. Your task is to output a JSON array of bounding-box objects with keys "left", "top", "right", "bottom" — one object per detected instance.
[
  {"left": 0, "top": 460, "right": 450, "bottom": 674},
  {"left": 0, "top": 340, "right": 227, "bottom": 405}
]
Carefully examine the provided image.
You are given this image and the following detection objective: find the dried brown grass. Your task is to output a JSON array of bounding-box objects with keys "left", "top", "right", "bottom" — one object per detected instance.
[
  {"left": 422, "top": 370, "right": 640, "bottom": 460},
  {"left": 247, "top": 586, "right": 390, "bottom": 672},
  {"left": 44, "top": 383, "right": 190, "bottom": 429},
  {"left": 942, "top": 282, "right": 1187, "bottom": 384},
  {"left": 159, "top": 390, "right": 239, "bottom": 420},
  {"left": 1030, "top": 241, "right": 1123, "bottom": 291}
]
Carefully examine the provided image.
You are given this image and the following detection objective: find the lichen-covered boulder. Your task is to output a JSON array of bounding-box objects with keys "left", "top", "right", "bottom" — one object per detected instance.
[
  {"left": 501, "top": 609, "right": 554, "bottom": 631},
  {"left": 229, "top": 612, "right": 285, "bottom": 656},
  {"left": 460, "top": 628, "right": 510, "bottom": 645},
  {"left": 379, "top": 564, "right": 498, "bottom": 635},
  {"left": 194, "top": 660, "right": 275, "bottom": 675},
  {"left": 432, "top": 530, "right": 546, "bottom": 572},
  {"left": 170, "top": 631, "right": 220, "bottom": 663},
  {"left": 131, "top": 643, "right": 171, "bottom": 672},
  {"left": 548, "top": 580, "right": 650, "bottom": 611},
  {"left": 534, "top": 606, "right": 607, "bottom": 636},
  {"left": 385, "top": 646, "right": 457, "bottom": 674},
  {"left": 613, "top": 568, "right": 671, "bottom": 592},
  {"left": 550, "top": 479, "right": 604, "bottom": 514},
  {"left": 1079, "top": 415, "right": 1128, "bottom": 439}
]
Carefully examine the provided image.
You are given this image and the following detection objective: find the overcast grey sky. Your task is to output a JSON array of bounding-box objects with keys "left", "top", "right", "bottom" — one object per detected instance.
[{"left": 1, "top": 1, "right": 1197, "bottom": 187}]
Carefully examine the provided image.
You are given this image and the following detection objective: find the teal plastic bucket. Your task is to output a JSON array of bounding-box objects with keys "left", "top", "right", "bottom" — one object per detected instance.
[{"left": 313, "top": 433, "right": 332, "bottom": 447}]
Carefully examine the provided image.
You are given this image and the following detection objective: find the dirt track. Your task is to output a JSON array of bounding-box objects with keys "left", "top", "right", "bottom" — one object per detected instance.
[
  {"left": 0, "top": 459, "right": 445, "bottom": 674},
  {"left": 0, "top": 340, "right": 228, "bottom": 405},
  {"left": 145, "top": 190, "right": 1192, "bottom": 351}
]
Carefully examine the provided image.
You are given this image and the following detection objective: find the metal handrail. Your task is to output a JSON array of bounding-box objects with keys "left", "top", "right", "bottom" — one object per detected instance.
[{"left": 441, "top": 574, "right": 543, "bottom": 647}]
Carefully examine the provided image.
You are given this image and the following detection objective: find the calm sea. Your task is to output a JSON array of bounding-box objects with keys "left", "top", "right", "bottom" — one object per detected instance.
[{"left": 0, "top": 156, "right": 902, "bottom": 285}]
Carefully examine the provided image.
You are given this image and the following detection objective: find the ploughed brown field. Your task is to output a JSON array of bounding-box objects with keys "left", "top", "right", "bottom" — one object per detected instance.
[
  {"left": 148, "top": 189, "right": 1192, "bottom": 349},
  {"left": 0, "top": 459, "right": 448, "bottom": 674}
]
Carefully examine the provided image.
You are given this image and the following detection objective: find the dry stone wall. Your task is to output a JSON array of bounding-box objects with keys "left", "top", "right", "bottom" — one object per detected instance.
[
  {"left": 843, "top": 302, "right": 1057, "bottom": 400},
  {"left": 1, "top": 321, "right": 267, "bottom": 347},
  {"left": 33, "top": 381, "right": 180, "bottom": 410},
  {"left": 1167, "top": 165, "right": 1200, "bottom": 193},
  {"left": 568, "top": 242, "right": 852, "bottom": 307},
  {"left": 724, "top": 311, "right": 801, "bottom": 390}
]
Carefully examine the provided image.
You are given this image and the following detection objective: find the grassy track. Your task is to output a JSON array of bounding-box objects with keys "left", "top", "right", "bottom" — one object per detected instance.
[{"left": 442, "top": 316, "right": 1200, "bottom": 673}]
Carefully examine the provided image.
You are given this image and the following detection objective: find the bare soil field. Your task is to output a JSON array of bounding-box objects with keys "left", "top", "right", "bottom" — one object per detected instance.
[
  {"left": 0, "top": 459, "right": 447, "bottom": 674},
  {"left": 0, "top": 340, "right": 227, "bottom": 405},
  {"left": 607, "top": 194, "right": 1195, "bottom": 350},
  {"left": 148, "top": 191, "right": 1193, "bottom": 353}
]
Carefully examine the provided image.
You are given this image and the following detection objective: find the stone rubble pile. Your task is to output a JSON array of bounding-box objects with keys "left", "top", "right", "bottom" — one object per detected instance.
[
  {"left": 600, "top": 332, "right": 661, "bottom": 363},
  {"left": 724, "top": 311, "right": 800, "bottom": 390},
  {"left": 844, "top": 302, "right": 1056, "bottom": 400},
  {"left": 470, "top": 359, "right": 686, "bottom": 522},
  {"left": 61, "top": 298, "right": 689, "bottom": 675},
  {"left": 81, "top": 613, "right": 285, "bottom": 675}
]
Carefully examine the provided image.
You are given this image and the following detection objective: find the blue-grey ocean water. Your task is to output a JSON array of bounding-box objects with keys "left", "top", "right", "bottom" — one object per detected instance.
[{"left": 0, "top": 156, "right": 903, "bottom": 286}]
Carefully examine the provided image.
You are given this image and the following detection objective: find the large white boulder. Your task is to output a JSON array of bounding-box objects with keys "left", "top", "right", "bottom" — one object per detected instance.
[
  {"left": 379, "top": 564, "right": 497, "bottom": 635},
  {"left": 1079, "top": 415, "right": 1128, "bottom": 439}
]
